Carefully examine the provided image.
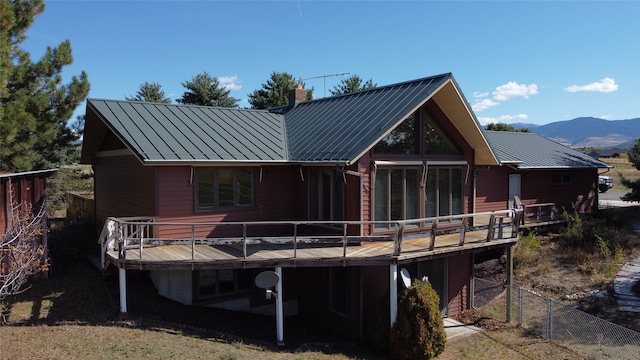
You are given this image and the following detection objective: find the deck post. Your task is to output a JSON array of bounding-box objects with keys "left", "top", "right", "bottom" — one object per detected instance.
[
  {"left": 506, "top": 245, "right": 514, "bottom": 323},
  {"left": 275, "top": 266, "right": 284, "bottom": 346},
  {"left": 118, "top": 267, "right": 128, "bottom": 318},
  {"left": 390, "top": 264, "right": 398, "bottom": 327}
]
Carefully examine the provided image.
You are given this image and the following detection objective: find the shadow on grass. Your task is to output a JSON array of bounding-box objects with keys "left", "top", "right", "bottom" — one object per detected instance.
[{"left": 3, "top": 223, "right": 385, "bottom": 359}]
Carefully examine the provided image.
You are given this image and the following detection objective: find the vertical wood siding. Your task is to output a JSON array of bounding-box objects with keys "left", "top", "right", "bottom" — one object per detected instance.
[
  {"left": 95, "top": 155, "right": 156, "bottom": 227},
  {"left": 0, "top": 172, "right": 52, "bottom": 270},
  {"left": 447, "top": 253, "right": 471, "bottom": 317}
]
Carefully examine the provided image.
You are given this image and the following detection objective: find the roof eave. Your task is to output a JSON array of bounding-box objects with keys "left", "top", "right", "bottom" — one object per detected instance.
[{"left": 431, "top": 79, "right": 500, "bottom": 166}]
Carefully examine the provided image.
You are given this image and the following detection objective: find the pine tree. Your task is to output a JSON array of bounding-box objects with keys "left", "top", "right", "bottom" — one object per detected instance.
[
  {"left": 0, "top": 0, "right": 90, "bottom": 172},
  {"left": 329, "top": 75, "right": 376, "bottom": 96},
  {"left": 126, "top": 81, "right": 171, "bottom": 103},
  {"left": 248, "top": 72, "right": 298, "bottom": 109},
  {"left": 621, "top": 139, "right": 640, "bottom": 202},
  {"left": 177, "top": 72, "right": 238, "bottom": 107}
]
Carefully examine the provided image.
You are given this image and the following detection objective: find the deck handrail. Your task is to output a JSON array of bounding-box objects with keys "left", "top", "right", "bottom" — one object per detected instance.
[{"left": 98, "top": 209, "right": 525, "bottom": 268}]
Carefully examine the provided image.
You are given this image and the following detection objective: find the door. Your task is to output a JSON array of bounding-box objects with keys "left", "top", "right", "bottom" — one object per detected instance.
[{"left": 508, "top": 174, "right": 521, "bottom": 208}]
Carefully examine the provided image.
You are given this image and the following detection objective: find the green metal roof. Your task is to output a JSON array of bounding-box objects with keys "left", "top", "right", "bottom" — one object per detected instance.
[
  {"left": 484, "top": 130, "right": 611, "bottom": 169},
  {"left": 84, "top": 73, "right": 470, "bottom": 165},
  {"left": 85, "top": 100, "right": 288, "bottom": 163},
  {"left": 282, "top": 73, "right": 452, "bottom": 163}
]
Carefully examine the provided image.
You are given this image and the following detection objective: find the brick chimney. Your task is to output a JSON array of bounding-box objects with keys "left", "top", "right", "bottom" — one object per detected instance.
[{"left": 289, "top": 84, "right": 307, "bottom": 105}]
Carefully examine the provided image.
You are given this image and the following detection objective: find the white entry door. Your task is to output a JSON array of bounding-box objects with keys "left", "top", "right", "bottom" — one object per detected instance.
[{"left": 508, "top": 174, "right": 521, "bottom": 208}]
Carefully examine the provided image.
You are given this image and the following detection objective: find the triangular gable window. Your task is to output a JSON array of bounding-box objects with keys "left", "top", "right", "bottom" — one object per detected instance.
[
  {"left": 373, "top": 114, "right": 418, "bottom": 155},
  {"left": 423, "top": 112, "right": 461, "bottom": 155},
  {"left": 372, "top": 109, "right": 461, "bottom": 155}
]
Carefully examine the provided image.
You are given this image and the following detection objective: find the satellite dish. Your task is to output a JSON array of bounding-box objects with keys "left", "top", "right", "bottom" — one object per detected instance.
[
  {"left": 255, "top": 271, "right": 280, "bottom": 289},
  {"left": 400, "top": 268, "right": 411, "bottom": 288}
]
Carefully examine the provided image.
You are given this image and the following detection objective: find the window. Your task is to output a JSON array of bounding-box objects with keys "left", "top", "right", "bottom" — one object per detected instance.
[
  {"left": 423, "top": 112, "right": 461, "bottom": 155},
  {"left": 375, "top": 168, "right": 421, "bottom": 229},
  {"left": 373, "top": 114, "right": 418, "bottom": 155},
  {"left": 426, "top": 167, "right": 464, "bottom": 219},
  {"left": 552, "top": 172, "right": 572, "bottom": 185},
  {"left": 197, "top": 269, "right": 254, "bottom": 300},
  {"left": 196, "top": 168, "right": 254, "bottom": 211},
  {"left": 373, "top": 109, "right": 462, "bottom": 156},
  {"left": 308, "top": 168, "right": 345, "bottom": 221},
  {"left": 329, "top": 267, "right": 348, "bottom": 316},
  {"left": 374, "top": 166, "right": 464, "bottom": 229}
]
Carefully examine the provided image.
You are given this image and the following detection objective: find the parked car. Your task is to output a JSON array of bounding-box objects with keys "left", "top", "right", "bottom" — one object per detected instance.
[{"left": 599, "top": 175, "right": 614, "bottom": 193}]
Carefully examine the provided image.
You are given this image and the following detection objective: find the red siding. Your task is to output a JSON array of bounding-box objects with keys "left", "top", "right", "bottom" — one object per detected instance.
[
  {"left": 475, "top": 167, "right": 598, "bottom": 213},
  {"left": 156, "top": 165, "right": 304, "bottom": 238},
  {"left": 0, "top": 171, "right": 53, "bottom": 278},
  {"left": 95, "top": 155, "right": 156, "bottom": 227},
  {"left": 447, "top": 253, "right": 471, "bottom": 317}
]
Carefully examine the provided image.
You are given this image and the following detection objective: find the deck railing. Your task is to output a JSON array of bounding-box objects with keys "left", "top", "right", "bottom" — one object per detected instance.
[
  {"left": 99, "top": 209, "right": 524, "bottom": 268},
  {"left": 521, "top": 202, "right": 559, "bottom": 224}
]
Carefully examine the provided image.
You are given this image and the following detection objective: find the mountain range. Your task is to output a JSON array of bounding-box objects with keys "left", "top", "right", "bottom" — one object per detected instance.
[{"left": 507, "top": 117, "right": 640, "bottom": 149}]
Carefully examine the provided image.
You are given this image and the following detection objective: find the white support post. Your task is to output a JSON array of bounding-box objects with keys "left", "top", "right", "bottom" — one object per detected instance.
[
  {"left": 118, "top": 267, "right": 128, "bottom": 317},
  {"left": 390, "top": 264, "right": 398, "bottom": 327},
  {"left": 275, "top": 266, "right": 284, "bottom": 346}
]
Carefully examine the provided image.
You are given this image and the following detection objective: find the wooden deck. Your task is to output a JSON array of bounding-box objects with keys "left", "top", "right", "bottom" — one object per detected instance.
[{"left": 98, "top": 208, "right": 561, "bottom": 270}]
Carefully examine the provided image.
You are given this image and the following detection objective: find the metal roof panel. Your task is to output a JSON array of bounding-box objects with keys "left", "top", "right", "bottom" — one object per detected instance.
[
  {"left": 86, "top": 100, "right": 287, "bottom": 162},
  {"left": 484, "top": 131, "right": 610, "bottom": 169}
]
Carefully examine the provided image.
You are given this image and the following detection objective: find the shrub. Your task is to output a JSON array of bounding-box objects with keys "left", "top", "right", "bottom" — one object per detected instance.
[
  {"left": 389, "top": 280, "right": 446, "bottom": 359},
  {"left": 514, "top": 230, "right": 541, "bottom": 268}
]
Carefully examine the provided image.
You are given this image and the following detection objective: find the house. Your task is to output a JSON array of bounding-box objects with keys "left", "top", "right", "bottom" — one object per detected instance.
[
  {"left": 478, "top": 131, "right": 610, "bottom": 215},
  {"left": 587, "top": 148, "right": 626, "bottom": 159},
  {"left": 80, "top": 73, "right": 607, "bottom": 343}
]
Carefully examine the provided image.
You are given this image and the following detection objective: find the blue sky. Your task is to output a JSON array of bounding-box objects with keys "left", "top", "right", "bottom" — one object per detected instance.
[{"left": 23, "top": 0, "right": 640, "bottom": 126}]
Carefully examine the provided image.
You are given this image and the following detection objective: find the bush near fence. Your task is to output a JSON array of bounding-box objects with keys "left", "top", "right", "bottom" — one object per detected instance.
[{"left": 472, "top": 277, "right": 640, "bottom": 359}]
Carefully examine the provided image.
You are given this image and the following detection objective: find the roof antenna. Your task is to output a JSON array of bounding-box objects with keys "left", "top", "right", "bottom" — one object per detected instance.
[{"left": 302, "top": 72, "right": 350, "bottom": 97}]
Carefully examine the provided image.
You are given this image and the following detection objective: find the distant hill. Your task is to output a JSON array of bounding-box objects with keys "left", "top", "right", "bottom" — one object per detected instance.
[{"left": 493, "top": 117, "right": 640, "bottom": 148}]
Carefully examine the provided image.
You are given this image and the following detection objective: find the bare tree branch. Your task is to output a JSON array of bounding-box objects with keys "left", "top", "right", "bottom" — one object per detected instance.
[{"left": 0, "top": 180, "right": 49, "bottom": 302}]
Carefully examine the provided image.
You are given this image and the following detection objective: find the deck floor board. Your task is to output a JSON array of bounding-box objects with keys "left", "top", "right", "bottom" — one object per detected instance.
[{"left": 107, "top": 222, "right": 531, "bottom": 269}]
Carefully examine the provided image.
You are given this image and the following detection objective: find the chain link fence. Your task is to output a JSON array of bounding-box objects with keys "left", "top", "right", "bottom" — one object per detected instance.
[{"left": 473, "top": 278, "right": 640, "bottom": 359}]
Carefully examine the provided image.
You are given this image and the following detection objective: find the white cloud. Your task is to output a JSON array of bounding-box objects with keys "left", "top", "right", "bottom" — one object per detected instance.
[
  {"left": 219, "top": 75, "right": 242, "bottom": 91},
  {"left": 477, "top": 114, "right": 528, "bottom": 126},
  {"left": 471, "top": 98, "right": 500, "bottom": 112},
  {"left": 565, "top": 77, "right": 618, "bottom": 93},
  {"left": 493, "top": 82, "right": 538, "bottom": 101},
  {"left": 472, "top": 81, "right": 538, "bottom": 112}
]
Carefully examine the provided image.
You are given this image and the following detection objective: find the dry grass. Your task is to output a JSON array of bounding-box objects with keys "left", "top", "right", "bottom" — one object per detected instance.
[
  {"left": 599, "top": 157, "right": 640, "bottom": 190},
  {"left": 3, "top": 208, "right": 640, "bottom": 359}
]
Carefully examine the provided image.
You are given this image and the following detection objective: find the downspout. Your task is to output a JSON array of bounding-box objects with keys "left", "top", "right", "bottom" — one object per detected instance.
[
  {"left": 390, "top": 264, "right": 398, "bottom": 327},
  {"left": 275, "top": 266, "right": 284, "bottom": 346}
]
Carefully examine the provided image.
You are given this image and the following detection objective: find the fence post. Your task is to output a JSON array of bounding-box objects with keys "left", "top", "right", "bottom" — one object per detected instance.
[
  {"left": 518, "top": 287, "right": 523, "bottom": 325},
  {"left": 506, "top": 245, "right": 513, "bottom": 323},
  {"left": 547, "top": 298, "right": 554, "bottom": 340}
]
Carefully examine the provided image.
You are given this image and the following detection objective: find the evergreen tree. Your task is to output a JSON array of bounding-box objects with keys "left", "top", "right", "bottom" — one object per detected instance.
[
  {"left": 329, "top": 74, "right": 376, "bottom": 96},
  {"left": 126, "top": 81, "right": 171, "bottom": 103},
  {"left": 0, "top": 0, "right": 90, "bottom": 171},
  {"left": 248, "top": 72, "right": 312, "bottom": 109},
  {"left": 177, "top": 72, "right": 238, "bottom": 107},
  {"left": 621, "top": 139, "right": 640, "bottom": 202},
  {"left": 486, "top": 123, "right": 530, "bottom": 132}
]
